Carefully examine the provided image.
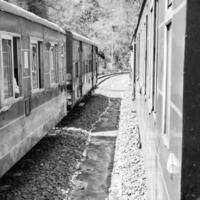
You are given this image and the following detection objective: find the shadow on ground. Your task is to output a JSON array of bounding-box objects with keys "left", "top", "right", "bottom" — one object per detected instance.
[
  {"left": 0, "top": 93, "right": 121, "bottom": 200},
  {"left": 68, "top": 95, "right": 122, "bottom": 200},
  {"left": 57, "top": 94, "right": 109, "bottom": 131}
]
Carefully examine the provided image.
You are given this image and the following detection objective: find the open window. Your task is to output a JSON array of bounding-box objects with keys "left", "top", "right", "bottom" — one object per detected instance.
[
  {"left": 1, "top": 35, "right": 22, "bottom": 105},
  {"left": 31, "top": 40, "right": 44, "bottom": 92}
]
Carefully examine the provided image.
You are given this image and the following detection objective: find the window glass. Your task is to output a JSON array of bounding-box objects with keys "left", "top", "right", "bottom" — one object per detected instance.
[
  {"left": 13, "top": 37, "right": 22, "bottom": 97},
  {"left": 50, "top": 45, "right": 57, "bottom": 84},
  {"left": 50, "top": 46, "right": 55, "bottom": 84},
  {"left": 163, "top": 22, "right": 172, "bottom": 135},
  {"left": 61, "top": 45, "right": 65, "bottom": 82},
  {"left": 54, "top": 45, "right": 59, "bottom": 83},
  {"left": 75, "top": 62, "right": 78, "bottom": 77},
  {"left": 2, "top": 39, "right": 13, "bottom": 99},
  {"left": 38, "top": 41, "right": 44, "bottom": 88},
  {"left": 31, "top": 43, "right": 39, "bottom": 89}
]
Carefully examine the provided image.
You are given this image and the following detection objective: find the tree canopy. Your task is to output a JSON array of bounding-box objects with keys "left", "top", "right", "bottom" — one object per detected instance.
[{"left": 4, "top": 0, "right": 142, "bottom": 70}]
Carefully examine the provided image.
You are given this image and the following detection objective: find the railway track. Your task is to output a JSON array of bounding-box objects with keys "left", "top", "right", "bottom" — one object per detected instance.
[{"left": 97, "top": 71, "right": 130, "bottom": 87}]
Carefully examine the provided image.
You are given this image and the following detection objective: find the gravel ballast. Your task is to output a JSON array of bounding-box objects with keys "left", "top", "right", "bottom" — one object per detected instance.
[
  {"left": 0, "top": 94, "right": 109, "bottom": 200},
  {"left": 108, "top": 84, "right": 147, "bottom": 200}
]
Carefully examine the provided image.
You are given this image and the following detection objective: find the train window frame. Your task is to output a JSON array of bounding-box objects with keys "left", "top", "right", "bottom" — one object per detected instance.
[
  {"left": 30, "top": 38, "right": 44, "bottom": 93},
  {"left": 0, "top": 32, "right": 23, "bottom": 107},
  {"left": 49, "top": 42, "right": 59, "bottom": 86},
  {"left": 147, "top": 7, "right": 154, "bottom": 112},
  {"left": 75, "top": 62, "right": 79, "bottom": 78},
  {"left": 152, "top": 0, "right": 159, "bottom": 115},
  {"left": 61, "top": 44, "right": 65, "bottom": 83},
  {"left": 162, "top": 21, "right": 172, "bottom": 148}
]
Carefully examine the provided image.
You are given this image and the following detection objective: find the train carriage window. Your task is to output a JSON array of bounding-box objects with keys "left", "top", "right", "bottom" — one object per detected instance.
[
  {"left": 31, "top": 43, "right": 39, "bottom": 90},
  {"left": 163, "top": 22, "right": 172, "bottom": 142},
  {"left": 75, "top": 62, "right": 78, "bottom": 78},
  {"left": 83, "top": 61, "right": 85, "bottom": 74},
  {"left": 38, "top": 41, "right": 44, "bottom": 88},
  {"left": 54, "top": 44, "right": 59, "bottom": 83},
  {"left": 86, "top": 63, "right": 88, "bottom": 73},
  {"left": 1, "top": 36, "right": 22, "bottom": 103},
  {"left": 13, "top": 37, "right": 22, "bottom": 97},
  {"left": 49, "top": 44, "right": 58, "bottom": 85},
  {"left": 2, "top": 38, "right": 14, "bottom": 100},
  {"left": 152, "top": 0, "right": 159, "bottom": 112},
  {"left": 61, "top": 45, "right": 65, "bottom": 82},
  {"left": 31, "top": 41, "right": 44, "bottom": 91},
  {"left": 144, "top": 15, "right": 149, "bottom": 95},
  {"left": 49, "top": 46, "right": 54, "bottom": 83}
]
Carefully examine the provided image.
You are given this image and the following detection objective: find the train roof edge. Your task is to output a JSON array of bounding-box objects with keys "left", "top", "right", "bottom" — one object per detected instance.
[
  {"left": 70, "top": 31, "right": 98, "bottom": 47},
  {"left": 0, "top": 0, "right": 65, "bottom": 34}
]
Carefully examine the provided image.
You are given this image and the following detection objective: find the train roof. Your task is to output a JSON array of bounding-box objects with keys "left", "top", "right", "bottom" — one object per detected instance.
[
  {"left": 0, "top": 0, "right": 65, "bottom": 34},
  {"left": 71, "top": 31, "right": 98, "bottom": 47}
]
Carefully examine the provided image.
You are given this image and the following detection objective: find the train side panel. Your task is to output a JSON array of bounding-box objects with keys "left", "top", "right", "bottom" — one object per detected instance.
[
  {"left": 0, "top": 10, "right": 67, "bottom": 177},
  {"left": 133, "top": 0, "right": 186, "bottom": 199},
  {"left": 67, "top": 32, "right": 98, "bottom": 110}
]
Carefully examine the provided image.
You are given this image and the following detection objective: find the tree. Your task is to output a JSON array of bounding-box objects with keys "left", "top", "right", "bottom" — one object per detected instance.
[
  {"left": 5, "top": 0, "right": 142, "bottom": 70},
  {"left": 26, "top": 0, "right": 48, "bottom": 19},
  {"left": 5, "top": 0, "right": 48, "bottom": 19}
]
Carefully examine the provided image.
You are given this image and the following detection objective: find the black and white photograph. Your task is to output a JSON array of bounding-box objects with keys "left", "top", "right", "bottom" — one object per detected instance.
[{"left": 0, "top": 0, "right": 197, "bottom": 200}]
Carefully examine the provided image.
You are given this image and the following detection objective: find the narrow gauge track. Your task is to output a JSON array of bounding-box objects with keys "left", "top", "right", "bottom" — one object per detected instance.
[{"left": 97, "top": 71, "right": 130, "bottom": 87}]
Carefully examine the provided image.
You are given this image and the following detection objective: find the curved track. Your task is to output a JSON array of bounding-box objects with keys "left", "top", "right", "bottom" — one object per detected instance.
[{"left": 97, "top": 72, "right": 130, "bottom": 87}]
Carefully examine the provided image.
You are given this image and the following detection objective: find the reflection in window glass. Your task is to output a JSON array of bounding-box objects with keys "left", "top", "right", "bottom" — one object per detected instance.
[{"left": 2, "top": 39, "right": 13, "bottom": 99}]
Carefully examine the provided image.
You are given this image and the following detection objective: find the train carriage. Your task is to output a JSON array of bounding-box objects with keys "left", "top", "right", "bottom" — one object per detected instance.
[
  {"left": 131, "top": 0, "right": 200, "bottom": 200},
  {"left": 66, "top": 31, "right": 98, "bottom": 109},
  {"left": 0, "top": 1, "right": 68, "bottom": 177}
]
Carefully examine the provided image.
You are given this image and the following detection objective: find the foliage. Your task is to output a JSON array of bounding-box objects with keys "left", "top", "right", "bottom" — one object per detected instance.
[
  {"left": 5, "top": 0, "right": 48, "bottom": 18},
  {"left": 4, "top": 0, "right": 142, "bottom": 70}
]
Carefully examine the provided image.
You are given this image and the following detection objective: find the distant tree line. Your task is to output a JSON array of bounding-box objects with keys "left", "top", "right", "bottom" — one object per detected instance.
[
  {"left": 4, "top": 0, "right": 48, "bottom": 19},
  {"left": 4, "top": 0, "right": 142, "bottom": 71}
]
